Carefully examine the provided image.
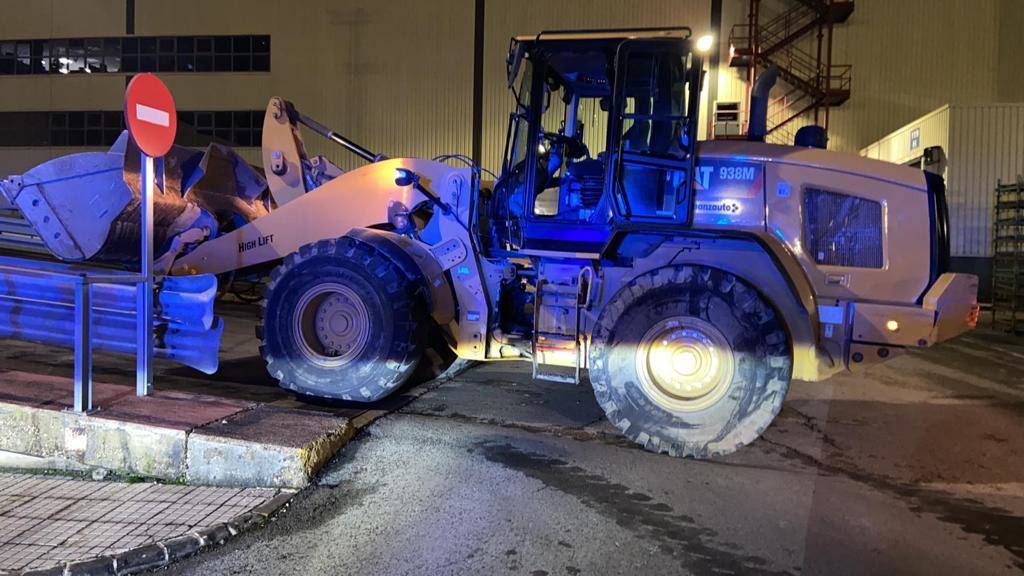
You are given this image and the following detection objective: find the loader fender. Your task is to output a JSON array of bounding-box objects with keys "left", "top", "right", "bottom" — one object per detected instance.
[
  {"left": 614, "top": 233, "right": 834, "bottom": 382},
  {"left": 344, "top": 227, "right": 456, "bottom": 327}
]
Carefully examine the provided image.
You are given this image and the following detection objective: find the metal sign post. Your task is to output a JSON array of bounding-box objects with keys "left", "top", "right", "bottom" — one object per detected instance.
[
  {"left": 124, "top": 73, "right": 177, "bottom": 398},
  {"left": 136, "top": 154, "right": 155, "bottom": 396},
  {"left": 74, "top": 275, "right": 93, "bottom": 411}
]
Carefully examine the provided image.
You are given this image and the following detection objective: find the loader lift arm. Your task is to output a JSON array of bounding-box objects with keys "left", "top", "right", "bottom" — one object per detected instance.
[{"left": 261, "top": 97, "right": 385, "bottom": 207}]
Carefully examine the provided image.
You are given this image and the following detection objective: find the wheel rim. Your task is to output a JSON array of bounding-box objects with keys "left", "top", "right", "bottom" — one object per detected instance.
[
  {"left": 634, "top": 316, "right": 735, "bottom": 412},
  {"left": 293, "top": 283, "right": 371, "bottom": 367}
]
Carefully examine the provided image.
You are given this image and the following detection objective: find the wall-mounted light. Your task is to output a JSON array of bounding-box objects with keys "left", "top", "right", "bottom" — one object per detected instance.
[{"left": 696, "top": 34, "right": 715, "bottom": 54}]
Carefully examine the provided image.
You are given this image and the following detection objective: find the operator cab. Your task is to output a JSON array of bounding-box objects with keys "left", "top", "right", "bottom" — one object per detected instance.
[{"left": 489, "top": 28, "right": 704, "bottom": 257}]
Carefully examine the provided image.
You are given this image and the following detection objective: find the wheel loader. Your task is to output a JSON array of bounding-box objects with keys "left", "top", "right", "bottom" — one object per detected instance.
[{"left": 0, "top": 27, "right": 979, "bottom": 457}]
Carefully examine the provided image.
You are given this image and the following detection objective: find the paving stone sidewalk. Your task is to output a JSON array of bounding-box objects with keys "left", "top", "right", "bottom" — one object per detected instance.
[{"left": 0, "top": 473, "right": 282, "bottom": 573}]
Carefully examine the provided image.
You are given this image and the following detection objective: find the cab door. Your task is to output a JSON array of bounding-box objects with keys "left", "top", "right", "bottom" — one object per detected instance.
[{"left": 606, "top": 39, "right": 702, "bottom": 228}]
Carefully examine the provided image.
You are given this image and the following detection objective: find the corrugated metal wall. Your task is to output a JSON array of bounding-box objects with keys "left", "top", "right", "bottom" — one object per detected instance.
[
  {"left": 140, "top": 0, "right": 476, "bottom": 172},
  {"left": 828, "top": 0, "right": 1002, "bottom": 153},
  {"left": 719, "top": 0, "right": 1014, "bottom": 153},
  {"left": 480, "top": 0, "right": 712, "bottom": 174},
  {"left": 154, "top": 0, "right": 716, "bottom": 174},
  {"left": 947, "top": 104, "right": 1024, "bottom": 258},
  {"left": 1, "top": 0, "right": 1018, "bottom": 178},
  {"left": 861, "top": 103, "right": 1024, "bottom": 259},
  {"left": 749, "top": 0, "right": 1003, "bottom": 152}
]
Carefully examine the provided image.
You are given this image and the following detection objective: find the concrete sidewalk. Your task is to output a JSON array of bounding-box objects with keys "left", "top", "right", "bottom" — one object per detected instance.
[
  {"left": 0, "top": 369, "right": 352, "bottom": 489},
  {"left": 0, "top": 473, "right": 291, "bottom": 574}
]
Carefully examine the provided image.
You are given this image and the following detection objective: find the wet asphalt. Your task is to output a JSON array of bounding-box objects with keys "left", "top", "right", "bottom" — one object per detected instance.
[
  {"left": 160, "top": 316, "right": 1022, "bottom": 575},
  {"left": 1, "top": 303, "right": 1021, "bottom": 575}
]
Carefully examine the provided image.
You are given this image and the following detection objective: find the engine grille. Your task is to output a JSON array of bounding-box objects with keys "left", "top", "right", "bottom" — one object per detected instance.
[{"left": 803, "top": 188, "right": 884, "bottom": 269}]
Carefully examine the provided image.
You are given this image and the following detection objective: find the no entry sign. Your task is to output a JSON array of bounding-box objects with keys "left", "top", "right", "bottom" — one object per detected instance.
[
  {"left": 124, "top": 73, "right": 176, "bottom": 399},
  {"left": 124, "top": 73, "right": 177, "bottom": 157}
]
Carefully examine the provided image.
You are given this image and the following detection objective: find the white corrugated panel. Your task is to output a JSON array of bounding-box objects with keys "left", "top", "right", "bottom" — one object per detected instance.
[
  {"left": 861, "top": 103, "right": 1024, "bottom": 258},
  {"left": 947, "top": 104, "right": 1024, "bottom": 258},
  {"left": 858, "top": 106, "right": 950, "bottom": 165}
]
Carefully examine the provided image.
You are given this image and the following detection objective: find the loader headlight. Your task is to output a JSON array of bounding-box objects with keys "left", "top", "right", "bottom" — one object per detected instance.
[
  {"left": 390, "top": 212, "right": 409, "bottom": 231},
  {"left": 387, "top": 200, "right": 412, "bottom": 232},
  {"left": 885, "top": 319, "right": 900, "bottom": 333}
]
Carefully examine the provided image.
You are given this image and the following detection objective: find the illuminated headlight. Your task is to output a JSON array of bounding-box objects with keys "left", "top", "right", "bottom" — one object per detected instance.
[
  {"left": 885, "top": 320, "right": 900, "bottom": 333},
  {"left": 390, "top": 211, "right": 410, "bottom": 231}
]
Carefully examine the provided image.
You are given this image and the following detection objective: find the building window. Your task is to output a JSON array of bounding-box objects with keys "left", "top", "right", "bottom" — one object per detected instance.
[
  {"left": 0, "top": 111, "right": 265, "bottom": 148},
  {"left": 0, "top": 35, "right": 270, "bottom": 75},
  {"left": 176, "top": 110, "right": 264, "bottom": 147}
]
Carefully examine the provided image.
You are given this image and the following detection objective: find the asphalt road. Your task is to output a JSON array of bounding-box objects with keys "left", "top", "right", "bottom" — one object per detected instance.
[{"left": 150, "top": 320, "right": 1024, "bottom": 576}]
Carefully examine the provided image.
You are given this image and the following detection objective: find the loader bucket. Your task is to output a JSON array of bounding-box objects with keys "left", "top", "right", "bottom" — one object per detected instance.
[
  {"left": 0, "top": 134, "right": 132, "bottom": 261},
  {"left": 0, "top": 131, "right": 269, "bottom": 267}
]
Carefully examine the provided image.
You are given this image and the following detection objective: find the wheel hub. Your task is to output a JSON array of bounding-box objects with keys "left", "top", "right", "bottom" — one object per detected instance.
[
  {"left": 293, "top": 283, "right": 370, "bottom": 367},
  {"left": 635, "top": 316, "right": 734, "bottom": 412}
]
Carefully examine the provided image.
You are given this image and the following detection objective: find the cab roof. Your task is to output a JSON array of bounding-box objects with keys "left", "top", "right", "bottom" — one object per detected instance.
[
  {"left": 512, "top": 27, "right": 692, "bottom": 49},
  {"left": 508, "top": 27, "right": 694, "bottom": 96}
]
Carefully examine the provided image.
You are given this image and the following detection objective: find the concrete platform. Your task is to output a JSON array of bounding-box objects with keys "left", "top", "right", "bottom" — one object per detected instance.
[{"left": 0, "top": 369, "right": 350, "bottom": 488}]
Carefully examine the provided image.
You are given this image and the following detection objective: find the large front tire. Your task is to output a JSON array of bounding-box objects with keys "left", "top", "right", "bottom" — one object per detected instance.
[
  {"left": 258, "top": 236, "right": 426, "bottom": 402},
  {"left": 588, "top": 265, "right": 791, "bottom": 458}
]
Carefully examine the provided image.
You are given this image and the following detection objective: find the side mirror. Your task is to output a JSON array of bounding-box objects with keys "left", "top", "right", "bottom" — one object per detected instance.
[{"left": 507, "top": 43, "right": 525, "bottom": 87}]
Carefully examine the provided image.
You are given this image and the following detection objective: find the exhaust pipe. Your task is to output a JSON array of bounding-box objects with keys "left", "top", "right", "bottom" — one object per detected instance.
[{"left": 747, "top": 65, "right": 779, "bottom": 143}]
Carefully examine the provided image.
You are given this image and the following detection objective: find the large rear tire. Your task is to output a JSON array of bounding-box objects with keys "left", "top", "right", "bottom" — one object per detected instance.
[
  {"left": 588, "top": 265, "right": 791, "bottom": 458},
  {"left": 258, "top": 236, "right": 426, "bottom": 402}
]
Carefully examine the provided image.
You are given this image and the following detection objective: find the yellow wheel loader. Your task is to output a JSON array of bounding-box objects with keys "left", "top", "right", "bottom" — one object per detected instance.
[{"left": 0, "top": 28, "right": 979, "bottom": 457}]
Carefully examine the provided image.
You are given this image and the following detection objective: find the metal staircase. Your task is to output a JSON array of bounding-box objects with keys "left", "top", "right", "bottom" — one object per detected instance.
[{"left": 728, "top": 0, "right": 854, "bottom": 141}]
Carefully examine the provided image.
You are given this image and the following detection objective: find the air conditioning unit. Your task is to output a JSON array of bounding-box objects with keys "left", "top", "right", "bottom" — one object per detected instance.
[{"left": 713, "top": 101, "right": 743, "bottom": 137}]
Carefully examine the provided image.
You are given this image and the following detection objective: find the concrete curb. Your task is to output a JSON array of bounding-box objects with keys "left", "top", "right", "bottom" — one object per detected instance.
[
  {"left": 0, "top": 372, "right": 353, "bottom": 489},
  {"left": 17, "top": 491, "right": 296, "bottom": 576},
  {"left": 4, "top": 361, "right": 482, "bottom": 575}
]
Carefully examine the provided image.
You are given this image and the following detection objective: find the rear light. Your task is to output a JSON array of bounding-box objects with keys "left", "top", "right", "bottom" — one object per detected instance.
[{"left": 967, "top": 303, "right": 980, "bottom": 328}]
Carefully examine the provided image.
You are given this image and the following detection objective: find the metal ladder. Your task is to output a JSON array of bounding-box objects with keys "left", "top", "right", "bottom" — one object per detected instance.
[{"left": 531, "top": 267, "right": 593, "bottom": 384}]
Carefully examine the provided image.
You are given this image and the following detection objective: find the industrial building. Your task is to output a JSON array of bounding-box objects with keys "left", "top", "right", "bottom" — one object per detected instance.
[
  {"left": 1, "top": 0, "right": 1022, "bottom": 299},
  {"left": 0, "top": 0, "right": 1020, "bottom": 166}
]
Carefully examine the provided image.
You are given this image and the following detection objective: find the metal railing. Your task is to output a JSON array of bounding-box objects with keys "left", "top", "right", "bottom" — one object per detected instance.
[
  {"left": 0, "top": 260, "right": 145, "bottom": 413},
  {"left": 0, "top": 211, "right": 46, "bottom": 253}
]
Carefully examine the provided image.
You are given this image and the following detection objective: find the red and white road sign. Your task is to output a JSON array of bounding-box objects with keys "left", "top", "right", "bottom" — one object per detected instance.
[{"left": 124, "top": 73, "right": 177, "bottom": 157}]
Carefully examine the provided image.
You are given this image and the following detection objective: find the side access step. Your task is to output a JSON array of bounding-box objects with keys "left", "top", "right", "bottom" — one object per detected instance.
[{"left": 531, "top": 266, "right": 593, "bottom": 384}]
